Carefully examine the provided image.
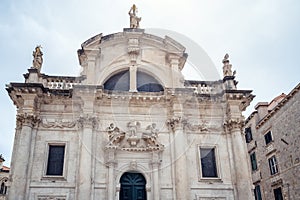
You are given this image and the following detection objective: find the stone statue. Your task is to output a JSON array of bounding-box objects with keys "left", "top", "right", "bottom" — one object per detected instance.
[
  {"left": 32, "top": 45, "right": 43, "bottom": 72},
  {"left": 222, "top": 53, "right": 233, "bottom": 77},
  {"left": 128, "top": 4, "right": 141, "bottom": 28},
  {"left": 142, "top": 123, "right": 158, "bottom": 138}
]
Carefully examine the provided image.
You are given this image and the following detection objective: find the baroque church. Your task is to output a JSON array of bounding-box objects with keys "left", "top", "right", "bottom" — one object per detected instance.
[{"left": 6, "top": 5, "right": 255, "bottom": 200}]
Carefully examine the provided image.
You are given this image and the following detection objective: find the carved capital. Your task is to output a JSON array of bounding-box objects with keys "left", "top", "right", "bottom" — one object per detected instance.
[
  {"left": 16, "top": 113, "right": 40, "bottom": 128},
  {"left": 166, "top": 117, "right": 186, "bottom": 132},
  {"left": 78, "top": 115, "right": 98, "bottom": 130},
  {"left": 224, "top": 118, "right": 244, "bottom": 132}
]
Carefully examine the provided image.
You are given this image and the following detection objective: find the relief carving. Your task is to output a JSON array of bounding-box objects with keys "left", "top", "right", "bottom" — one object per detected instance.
[
  {"left": 41, "top": 118, "right": 76, "bottom": 128},
  {"left": 105, "top": 122, "right": 164, "bottom": 151},
  {"left": 37, "top": 196, "right": 66, "bottom": 200}
]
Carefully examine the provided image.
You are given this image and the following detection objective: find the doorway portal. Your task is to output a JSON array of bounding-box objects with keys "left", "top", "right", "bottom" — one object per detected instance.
[{"left": 120, "top": 172, "right": 147, "bottom": 200}]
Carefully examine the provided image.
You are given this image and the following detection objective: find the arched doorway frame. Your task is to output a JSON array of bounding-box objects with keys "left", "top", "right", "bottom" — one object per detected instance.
[{"left": 115, "top": 164, "right": 151, "bottom": 200}]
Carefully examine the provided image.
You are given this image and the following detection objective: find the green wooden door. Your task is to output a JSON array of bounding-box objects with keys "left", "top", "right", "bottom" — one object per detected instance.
[{"left": 120, "top": 172, "right": 147, "bottom": 200}]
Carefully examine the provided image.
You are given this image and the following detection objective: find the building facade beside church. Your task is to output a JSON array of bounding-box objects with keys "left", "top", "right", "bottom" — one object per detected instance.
[
  {"left": 0, "top": 155, "right": 9, "bottom": 200},
  {"left": 6, "top": 6, "right": 255, "bottom": 200},
  {"left": 245, "top": 83, "right": 300, "bottom": 200}
]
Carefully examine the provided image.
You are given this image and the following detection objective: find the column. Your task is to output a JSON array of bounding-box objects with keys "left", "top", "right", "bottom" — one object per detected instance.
[
  {"left": 8, "top": 114, "right": 39, "bottom": 200},
  {"left": 129, "top": 64, "right": 137, "bottom": 92},
  {"left": 76, "top": 116, "right": 96, "bottom": 200},
  {"left": 167, "top": 117, "right": 189, "bottom": 200},
  {"left": 226, "top": 119, "right": 254, "bottom": 200}
]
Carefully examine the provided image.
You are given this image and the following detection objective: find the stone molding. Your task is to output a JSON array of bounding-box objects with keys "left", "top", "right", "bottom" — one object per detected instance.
[
  {"left": 105, "top": 122, "right": 164, "bottom": 152},
  {"left": 37, "top": 195, "right": 66, "bottom": 200}
]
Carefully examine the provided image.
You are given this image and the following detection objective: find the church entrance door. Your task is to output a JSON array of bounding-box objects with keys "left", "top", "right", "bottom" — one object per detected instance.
[{"left": 120, "top": 172, "right": 147, "bottom": 200}]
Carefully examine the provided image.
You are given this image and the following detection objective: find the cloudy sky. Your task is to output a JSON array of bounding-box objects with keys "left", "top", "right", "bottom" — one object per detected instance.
[{"left": 1, "top": 0, "right": 299, "bottom": 165}]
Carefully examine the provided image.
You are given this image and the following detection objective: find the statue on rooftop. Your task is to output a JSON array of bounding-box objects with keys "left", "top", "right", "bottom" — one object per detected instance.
[
  {"left": 128, "top": 4, "right": 141, "bottom": 28},
  {"left": 32, "top": 45, "right": 43, "bottom": 72},
  {"left": 222, "top": 53, "right": 233, "bottom": 77}
]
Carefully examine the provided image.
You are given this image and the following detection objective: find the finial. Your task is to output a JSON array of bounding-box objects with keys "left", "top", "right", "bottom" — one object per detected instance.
[
  {"left": 222, "top": 53, "right": 229, "bottom": 64},
  {"left": 31, "top": 45, "right": 43, "bottom": 72},
  {"left": 128, "top": 4, "right": 141, "bottom": 28}
]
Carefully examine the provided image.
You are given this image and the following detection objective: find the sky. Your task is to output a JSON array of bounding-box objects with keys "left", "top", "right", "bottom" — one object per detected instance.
[{"left": 0, "top": 0, "right": 299, "bottom": 166}]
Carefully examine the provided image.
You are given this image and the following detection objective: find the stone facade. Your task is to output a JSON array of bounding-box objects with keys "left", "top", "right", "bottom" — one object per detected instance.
[
  {"left": 6, "top": 27, "right": 255, "bottom": 199},
  {"left": 245, "top": 83, "right": 300, "bottom": 200}
]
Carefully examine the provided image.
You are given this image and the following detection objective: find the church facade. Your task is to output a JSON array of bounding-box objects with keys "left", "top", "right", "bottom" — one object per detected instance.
[{"left": 6, "top": 8, "right": 255, "bottom": 199}]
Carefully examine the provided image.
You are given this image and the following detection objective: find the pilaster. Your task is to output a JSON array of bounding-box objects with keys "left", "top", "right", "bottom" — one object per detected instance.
[
  {"left": 76, "top": 115, "right": 98, "bottom": 200},
  {"left": 224, "top": 118, "right": 254, "bottom": 200},
  {"left": 166, "top": 116, "right": 189, "bottom": 200},
  {"left": 8, "top": 114, "right": 40, "bottom": 200}
]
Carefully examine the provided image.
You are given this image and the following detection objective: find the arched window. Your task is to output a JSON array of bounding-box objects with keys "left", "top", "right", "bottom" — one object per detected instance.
[
  {"left": 104, "top": 70, "right": 130, "bottom": 91},
  {"left": 137, "top": 71, "right": 163, "bottom": 92},
  {"left": 104, "top": 69, "right": 163, "bottom": 92}
]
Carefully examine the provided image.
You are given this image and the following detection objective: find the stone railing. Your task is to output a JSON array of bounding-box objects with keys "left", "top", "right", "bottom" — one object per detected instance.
[
  {"left": 185, "top": 80, "right": 223, "bottom": 95},
  {"left": 42, "top": 76, "right": 83, "bottom": 90}
]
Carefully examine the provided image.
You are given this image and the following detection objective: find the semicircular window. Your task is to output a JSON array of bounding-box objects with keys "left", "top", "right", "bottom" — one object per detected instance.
[
  {"left": 104, "top": 70, "right": 129, "bottom": 91},
  {"left": 137, "top": 71, "right": 163, "bottom": 92}
]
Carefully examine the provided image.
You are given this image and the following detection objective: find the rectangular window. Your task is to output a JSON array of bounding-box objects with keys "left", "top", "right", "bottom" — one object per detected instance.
[
  {"left": 200, "top": 147, "right": 218, "bottom": 178},
  {"left": 268, "top": 156, "right": 278, "bottom": 175},
  {"left": 273, "top": 187, "right": 283, "bottom": 200},
  {"left": 46, "top": 145, "right": 65, "bottom": 176},
  {"left": 245, "top": 127, "right": 253, "bottom": 143},
  {"left": 254, "top": 184, "right": 262, "bottom": 200},
  {"left": 250, "top": 152, "right": 258, "bottom": 171},
  {"left": 264, "top": 131, "right": 273, "bottom": 145}
]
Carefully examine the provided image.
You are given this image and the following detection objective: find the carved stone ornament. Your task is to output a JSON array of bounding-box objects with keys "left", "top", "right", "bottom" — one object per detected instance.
[
  {"left": 166, "top": 116, "right": 186, "bottom": 132},
  {"left": 77, "top": 115, "right": 98, "bottom": 129},
  {"left": 222, "top": 53, "right": 233, "bottom": 77},
  {"left": 31, "top": 45, "right": 43, "bottom": 72},
  {"left": 223, "top": 118, "right": 244, "bottom": 132},
  {"left": 184, "top": 120, "right": 209, "bottom": 132},
  {"left": 105, "top": 122, "right": 164, "bottom": 152},
  {"left": 41, "top": 118, "right": 76, "bottom": 128},
  {"left": 16, "top": 113, "right": 40, "bottom": 129},
  {"left": 37, "top": 196, "right": 66, "bottom": 200}
]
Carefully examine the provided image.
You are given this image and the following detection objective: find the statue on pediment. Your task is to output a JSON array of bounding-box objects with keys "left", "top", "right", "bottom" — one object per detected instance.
[
  {"left": 32, "top": 45, "right": 43, "bottom": 72},
  {"left": 128, "top": 4, "right": 141, "bottom": 28}
]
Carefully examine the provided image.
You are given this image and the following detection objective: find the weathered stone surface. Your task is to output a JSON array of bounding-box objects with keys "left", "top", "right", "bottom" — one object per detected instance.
[{"left": 6, "top": 28, "right": 254, "bottom": 200}]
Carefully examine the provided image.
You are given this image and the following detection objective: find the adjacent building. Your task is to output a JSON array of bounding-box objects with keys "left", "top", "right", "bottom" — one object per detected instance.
[
  {"left": 245, "top": 83, "right": 300, "bottom": 200},
  {"left": 6, "top": 6, "right": 255, "bottom": 200},
  {"left": 0, "top": 155, "right": 9, "bottom": 200}
]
